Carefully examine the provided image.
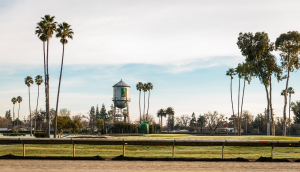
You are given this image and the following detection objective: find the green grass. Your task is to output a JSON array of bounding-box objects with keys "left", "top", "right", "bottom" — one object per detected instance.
[{"left": 1, "top": 135, "right": 300, "bottom": 159}]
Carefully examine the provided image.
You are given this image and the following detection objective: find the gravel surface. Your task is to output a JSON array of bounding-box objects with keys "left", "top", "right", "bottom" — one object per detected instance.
[{"left": 1, "top": 160, "right": 300, "bottom": 172}]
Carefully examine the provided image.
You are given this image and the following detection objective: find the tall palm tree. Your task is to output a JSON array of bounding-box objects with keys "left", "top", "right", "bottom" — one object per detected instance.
[
  {"left": 281, "top": 87, "right": 295, "bottom": 136},
  {"left": 226, "top": 68, "right": 236, "bottom": 134},
  {"left": 35, "top": 75, "right": 43, "bottom": 135},
  {"left": 157, "top": 109, "right": 166, "bottom": 129},
  {"left": 41, "top": 15, "right": 57, "bottom": 138},
  {"left": 146, "top": 82, "right": 153, "bottom": 121},
  {"left": 17, "top": 96, "right": 22, "bottom": 130},
  {"left": 25, "top": 76, "right": 34, "bottom": 136},
  {"left": 136, "top": 82, "right": 143, "bottom": 124},
  {"left": 142, "top": 83, "right": 148, "bottom": 121},
  {"left": 11, "top": 97, "right": 17, "bottom": 128},
  {"left": 166, "top": 107, "right": 175, "bottom": 129},
  {"left": 54, "top": 22, "right": 74, "bottom": 138}
]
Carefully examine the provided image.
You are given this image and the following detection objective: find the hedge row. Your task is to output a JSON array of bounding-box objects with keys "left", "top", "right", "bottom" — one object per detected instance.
[
  {"left": 34, "top": 132, "right": 46, "bottom": 138},
  {"left": 3, "top": 133, "right": 26, "bottom": 136}
]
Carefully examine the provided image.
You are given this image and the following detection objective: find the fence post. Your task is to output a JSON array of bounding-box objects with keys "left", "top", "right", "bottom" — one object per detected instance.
[
  {"left": 271, "top": 146, "right": 274, "bottom": 159},
  {"left": 123, "top": 139, "right": 125, "bottom": 157},
  {"left": 222, "top": 143, "right": 225, "bottom": 159},
  {"left": 172, "top": 140, "right": 175, "bottom": 158},
  {"left": 73, "top": 141, "right": 75, "bottom": 157},
  {"left": 22, "top": 142, "right": 25, "bottom": 157}
]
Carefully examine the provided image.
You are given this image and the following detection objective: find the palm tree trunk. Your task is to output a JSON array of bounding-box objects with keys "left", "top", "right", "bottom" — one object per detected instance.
[
  {"left": 238, "top": 78, "right": 240, "bottom": 136},
  {"left": 146, "top": 90, "right": 150, "bottom": 121},
  {"left": 29, "top": 87, "right": 32, "bottom": 137},
  {"left": 289, "top": 93, "right": 291, "bottom": 136},
  {"left": 35, "top": 85, "right": 40, "bottom": 135},
  {"left": 55, "top": 44, "right": 65, "bottom": 138},
  {"left": 13, "top": 104, "right": 15, "bottom": 128},
  {"left": 270, "top": 77, "right": 275, "bottom": 136},
  {"left": 230, "top": 77, "right": 235, "bottom": 126},
  {"left": 240, "top": 79, "right": 245, "bottom": 135},
  {"left": 46, "top": 39, "right": 50, "bottom": 138},
  {"left": 18, "top": 103, "right": 20, "bottom": 131},
  {"left": 161, "top": 115, "right": 162, "bottom": 129},
  {"left": 143, "top": 91, "right": 146, "bottom": 122},
  {"left": 139, "top": 91, "right": 141, "bottom": 124},
  {"left": 283, "top": 63, "right": 290, "bottom": 136}
]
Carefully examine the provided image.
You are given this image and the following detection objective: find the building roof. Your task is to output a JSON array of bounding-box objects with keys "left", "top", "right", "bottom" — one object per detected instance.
[{"left": 113, "top": 79, "right": 130, "bottom": 87}]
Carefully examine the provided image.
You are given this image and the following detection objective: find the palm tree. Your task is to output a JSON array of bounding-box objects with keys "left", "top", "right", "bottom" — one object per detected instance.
[
  {"left": 157, "top": 109, "right": 166, "bottom": 129},
  {"left": 136, "top": 82, "right": 143, "bottom": 124},
  {"left": 25, "top": 76, "right": 34, "bottom": 136},
  {"left": 166, "top": 107, "right": 175, "bottom": 129},
  {"left": 281, "top": 87, "right": 295, "bottom": 136},
  {"left": 41, "top": 15, "right": 57, "bottom": 138},
  {"left": 226, "top": 68, "right": 236, "bottom": 134},
  {"left": 35, "top": 75, "right": 43, "bottom": 135},
  {"left": 54, "top": 22, "right": 74, "bottom": 138},
  {"left": 11, "top": 97, "right": 17, "bottom": 128},
  {"left": 17, "top": 96, "right": 22, "bottom": 130},
  {"left": 146, "top": 82, "right": 153, "bottom": 121},
  {"left": 142, "top": 83, "right": 148, "bottom": 121}
]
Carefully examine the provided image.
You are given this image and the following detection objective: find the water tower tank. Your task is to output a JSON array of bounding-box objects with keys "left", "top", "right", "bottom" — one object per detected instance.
[{"left": 112, "top": 79, "right": 130, "bottom": 108}]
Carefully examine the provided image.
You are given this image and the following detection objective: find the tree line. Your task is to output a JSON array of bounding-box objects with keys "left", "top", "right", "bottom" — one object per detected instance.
[{"left": 227, "top": 31, "right": 300, "bottom": 136}]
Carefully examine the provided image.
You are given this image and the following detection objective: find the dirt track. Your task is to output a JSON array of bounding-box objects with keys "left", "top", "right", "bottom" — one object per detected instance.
[{"left": 1, "top": 160, "right": 299, "bottom": 172}]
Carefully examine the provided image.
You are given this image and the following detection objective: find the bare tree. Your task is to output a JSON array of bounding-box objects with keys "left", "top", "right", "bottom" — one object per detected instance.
[{"left": 204, "top": 111, "right": 225, "bottom": 136}]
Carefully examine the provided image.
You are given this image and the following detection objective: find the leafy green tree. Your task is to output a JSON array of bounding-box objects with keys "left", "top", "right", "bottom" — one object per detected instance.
[
  {"left": 190, "top": 112, "right": 196, "bottom": 131},
  {"left": 51, "top": 116, "right": 72, "bottom": 137},
  {"left": 291, "top": 101, "right": 300, "bottom": 125},
  {"left": 96, "top": 118, "right": 104, "bottom": 132},
  {"left": 253, "top": 113, "right": 266, "bottom": 133},
  {"left": 17, "top": 96, "right": 22, "bottom": 129},
  {"left": 136, "top": 82, "right": 143, "bottom": 124},
  {"left": 281, "top": 87, "right": 295, "bottom": 135},
  {"left": 146, "top": 82, "right": 153, "bottom": 120},
  {"left": 70, "top": 120, "right": 83, "bottom": 134},
  {"left": 34, "top": 75, "right": 43, "bottom": 134},
  {"left": 89, "top": 106, "right": 95, "bottom": 129},
  {"left": 99, "top": 104, "right": 107, "bottom": 121},
  {"left": 54, "top": 22, "right": 74, "bottom": 138},
  {"left": 96, "top": 104, "right": 100, "bottom": 120},
  {"left": 235, "top": 62, "right": 253, "bottom": 135},
  {"left": 237, "top": 32, "right": 280, "bottom": 136},
  {"left": 11, "top": 97, "right": 17, "bottom": 128},
  {"left": 275, "top": 31, "right": 300, "bottom": 136},
  {"left": 157, "top": 109, "right": 166, "bottom": 129},
  {"left": 12, "top": 118, "right": 23, "bottom": 126},
  {"left": 197, "top": 114, "right": 206, "bottom": 133},
  {"left": 25, "top": 76, "right": 33, "bottom": 136}
]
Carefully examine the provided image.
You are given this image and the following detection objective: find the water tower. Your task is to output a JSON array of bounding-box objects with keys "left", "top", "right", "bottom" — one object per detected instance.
[{"left": 112, "top": 79, "right": 130, "bottom": 123}]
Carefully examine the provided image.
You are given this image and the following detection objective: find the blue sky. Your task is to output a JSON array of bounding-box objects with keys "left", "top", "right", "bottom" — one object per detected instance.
[{"left": 1, "top": 0, "right": 300, "bottom": 124}]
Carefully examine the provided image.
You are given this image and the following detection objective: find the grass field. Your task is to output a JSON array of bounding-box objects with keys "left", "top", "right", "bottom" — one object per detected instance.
[{"left": 1, "top": 134, "right": 300, "bottom": 159}]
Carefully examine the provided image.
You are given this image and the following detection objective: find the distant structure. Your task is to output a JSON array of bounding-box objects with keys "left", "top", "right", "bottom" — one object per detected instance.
[{"left": 112, "top": 79, "right": 130, "bottom": 123}]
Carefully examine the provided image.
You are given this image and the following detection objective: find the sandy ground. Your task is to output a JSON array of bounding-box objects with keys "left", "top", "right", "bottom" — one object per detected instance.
[{"left": 1, "top": 160, "right": 300, "bottom": 172}]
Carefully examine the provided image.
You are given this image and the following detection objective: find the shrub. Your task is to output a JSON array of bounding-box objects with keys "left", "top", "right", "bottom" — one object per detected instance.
[
  {"left": 34, "top": 132, "right": 46, "bottom": 138},
  {"left": 3, "top": 133, "right": 26, "bottom": 136}
]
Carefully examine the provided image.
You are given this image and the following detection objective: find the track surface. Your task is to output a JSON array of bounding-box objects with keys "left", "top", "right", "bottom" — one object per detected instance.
[{"left": 1, "top": 160, "right": 299, "bottom": 172}]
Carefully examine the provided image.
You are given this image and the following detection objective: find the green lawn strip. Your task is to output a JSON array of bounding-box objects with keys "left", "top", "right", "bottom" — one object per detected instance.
[
  {"left": 1, "top": 144, "right": 300, "bottom": 159},
  {"left": 1, "top": 135, "right": 300, "bottom": 158}
]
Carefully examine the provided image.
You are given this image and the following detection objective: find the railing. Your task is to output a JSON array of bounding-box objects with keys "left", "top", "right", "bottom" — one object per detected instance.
[{"left": 1, "top": 138, "right": 300, "bottom": 158}]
